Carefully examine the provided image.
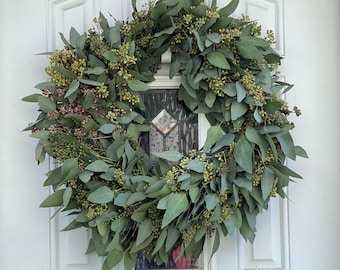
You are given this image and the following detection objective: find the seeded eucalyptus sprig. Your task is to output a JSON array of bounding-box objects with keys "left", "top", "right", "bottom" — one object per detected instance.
[{"left": 23, "top": 0, "right": 307, "bottom": 269}]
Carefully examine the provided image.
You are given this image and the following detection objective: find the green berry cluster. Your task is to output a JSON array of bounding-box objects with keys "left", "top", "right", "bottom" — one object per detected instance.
[
  {"left": 240, "top": 70, "right": 266, "bottom": 104},
  {"left": 88, "top": 28, "right": 110, "bottom": 56},
  {"left": 96, "top": 85, "right": 109, "bottom": 99},
  {"left": 87, "top": 204, "right": 108, "bottom": 220},
  {"left": 147, "top": 205, "right": 163, "bottom": 238},
  {"left": 207, "top": 77, "right": 226, "bottom": 97},
  {"left": 181, "top": 224, "right": 200, "bottom": 243},
  {"left": 121, "top": 89, "right": 140, "bottom": 105},
  {"left": 114, "top": 168, "right": 126, "bottom": 186}
]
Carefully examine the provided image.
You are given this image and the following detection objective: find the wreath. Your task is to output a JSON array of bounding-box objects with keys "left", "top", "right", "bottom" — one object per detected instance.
[{"left": 23, "top": 0, "right": 307, "bottom": 269}]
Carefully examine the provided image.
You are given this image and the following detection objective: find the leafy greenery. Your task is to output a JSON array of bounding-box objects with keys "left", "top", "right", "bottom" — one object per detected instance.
[{"left": 23, "top": 0, "right": 307, "bottom": 269}]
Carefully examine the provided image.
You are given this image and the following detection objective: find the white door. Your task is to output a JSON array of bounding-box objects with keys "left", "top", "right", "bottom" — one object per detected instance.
[{"left": 1, "top": 0, "right": 339, "bottom": 270}]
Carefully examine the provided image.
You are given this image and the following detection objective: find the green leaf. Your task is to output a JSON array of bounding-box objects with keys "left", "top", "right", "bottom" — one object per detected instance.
[
  {"left": 240, "top": 36, "right": 270, "bottom": 49},
  {"left": 69, "top": 27, "right": 80, "bottom": 48},
  {"left": 127, "top": 79, "right": 150, "bottom": 91},
  {"left": 231, "top": 101, "right": 248, "bottom": 121},
  {"left": 64, "top": 80, "right": 80, "bottom": 98},
  {"left": 203, "top": 125, "right": 223, "bottom": 152},
  {"left": 53, "top": 66, "right": 77, "bottom": 79},
  {"left": 126, "top": 192, "right": 146, "bottom": 206},
  {"left": 152, "top": 229, "right": 167, "bottom": 255},
  {"left": 40, "top": 189, "right": 64, "bottom": 207},
  {"left": 109, "top": 24, "right": 121, "bottom": 45},
  {"left": 261, "top": 167, "right": 275, "bottom": 199},
  {"left": 205, "top": 91, "right": 216, "bottom": 108},
  {"left": 236, "top": 40, "right": 263, "bottom": 60},
  {"left": 222, "top": 82, "right": 237, "bottom": 97},
  {"left": 61, "top": 158, "right": 80, "bottom": 183},
  {"left": 98, "top": 123, "right": 115, "bottom": 134},
  {"left": 106, "top": 248, "right": 124, "bottom": 269},
  {"left": 207, "top": 32, "right": 221, "bottom": 44},
  {"left": 154, "top": 26, "right": 176, "bottom": 37},
  {"left": 207, "top": 51, "right": 230, "bottom": 69},
  {"left": 219, "top": 0, "right": 239, "bottom": 17},
  {"left": 38, "top": 96, "right": 56, "bottom": 112},
  {"left": 63, "top": 187, "right": 73, "bottom": 207},
  {"left": 88, "top": 186, "right": 114, "bottom": 204},
  {"left": 30, "top": 130, "right": 49, "bottom": 140},
  {"left": 187, "top": 159, "right": 204, "bottom": 173},
  {"left": 84, "top": 67, "right": 106, "bottom": 75},
  {"left": 79, "top": 171, "right": 93, "bottom": 183},
  {"left": 295, "top": 146, "right": 308, "bottom": 158},
  {"left": 235, "top": 81, "right": 247, "bottom": 102},
  {"left": 165, "top": 226, "right": 180, "bottom": 252},
  {"left": 114, "top": 192, "right": 132, "bottom": 206},
  {"left": 245, "top": 126, "right": 268, "bottom": 161},
  {"left": 85, "top": 160, "right": 109, "bottom": 172},
  {"left": 22, "top": 93, "right": 42, "bottom": 102},
  {"left": 277, "top": 132, "right": 296, "bottom": 160},
  {"left": 210, "top": 229, "right": 220, "bottom": 262},
  {"left": 136, "top": 219, "right": 153, "bottom": 245},
  {"left": 161, "top": 193, "right": 189, "bottom": 228},
  {"left": 205, "top": 193, "right": 219, "bottom": 211},
  {"left": 234, "top": 136, "right": 253, "bottom": 173},
  {"left": 234, "top": 177, "right": 252, "bottom": 191},
  {"left": 103, "top": 50, "right": 120, "bottom": 62},
  {"left": 79, "top": 79, "right": 103, "bottom": 86},
  {"left": 124, "top": 251, "right": 136, "bottom": 270},
  {"left": 117, "top": 111, "right": 140, "bottom": 124},
  {"left": 34, "top": 81, "right": 56, "bottom": 91},
  {"left": 152, "top": 150, "right": 183, "bottom": 162}
]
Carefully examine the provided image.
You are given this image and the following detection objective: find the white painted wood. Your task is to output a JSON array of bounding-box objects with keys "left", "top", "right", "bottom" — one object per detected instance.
[{"left": 1, "top": 0, "right": 340, "bottom": 270}]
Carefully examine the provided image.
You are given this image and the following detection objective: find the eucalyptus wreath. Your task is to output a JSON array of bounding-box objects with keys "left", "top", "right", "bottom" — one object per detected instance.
[{"left": 23, "top": 0, "right": 307, "bottom": 269}]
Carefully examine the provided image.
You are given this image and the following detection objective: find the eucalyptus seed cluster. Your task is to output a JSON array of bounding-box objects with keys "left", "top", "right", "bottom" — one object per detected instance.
[
  {"left": 106, "top": 107, "right": 127, "bottom": 123},
  {"left": 207, "top": 77, "right": 226, "bottom": 97},
  {"left": 203, "top": 162, "right": 215, "bottom": 183},
  {"left": 46, "top": 49, "right": 76, "bottom": 87},
  {"left": 87, "top": 204, "right": 108, "bottom": 220},
  {"left": 201, "top": 209, "right": 213, "bottom": 227},
  {"left": 96, "top": 84, "right": 109, "bottom": 99},
  {"left": 270, "top": 177, "right": 279, "bottom": 197},
  {"left": 114, "top": 168, "right": 126, "bottom": 186},
  {"left": 252, "top": 149, "right": 275, "bottom": 186},
  {"left": 219, "top": 27, "right": 241, "bottom": 48},
  {"left": 181, "top": 224, "right": 200, "bottom": 243},
  {"left": 240, "top": 70, "right": 266, "bottom": 104},
  {"left": 50, "top": 133, "right": 85, "bottom": 161},
  {"left": 121, "top": 89, "right": 140, "bottom": 105},
  {"left": 88, "top": 28, "right": 110, "bottom": 56},
  {"left": 147, "top": 205, "right": 163, "bottom": 238},
  {"left": 71, "top": 58, "right": 87, "bottom": 78}
]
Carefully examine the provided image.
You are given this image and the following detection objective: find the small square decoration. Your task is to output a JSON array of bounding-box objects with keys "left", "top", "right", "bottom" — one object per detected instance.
[{"left": 151, "top": 109, "right": 177, "bottom": 136}]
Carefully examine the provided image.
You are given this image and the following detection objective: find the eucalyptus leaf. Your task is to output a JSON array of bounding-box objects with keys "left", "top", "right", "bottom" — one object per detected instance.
[
  {"left": 161, "top": 193, "right": 189, "bottom": 228},
  {"left": 85, "top": 160, "right": 110, "bottom": 172},
  {"left": 205, "top": 193, "right": 219, "bottom": 211},
  {"left": 128, "top": 79, "right": 150, "bottom": 91},
  {"left": 136, "top": 219, "right": 153, "bottom": 246},
  {"left": 64, "top": 80, "right": 80, "bottom": 98},
  {"left": 40, "top": 189, "right": 64, "bottom": 207},
  {"left": 207, "top": 51, "right": 230, "bottom": 69},
  {"left": 38, "top": 96, "right": 56, "bottom": 113},
  {"left": 231, "top": 101, "right": 248, "bottom": 121},
  {"left": 261, "top": 167, "right": 275, "bottom": 199},
  {"left": 203, "top": 125, "right": 223, "bottom": 152},
  {"left": 234, "top": 136, "right": 253, "bottom": 173},
  {"left": 88, "top": 186, "right": 114, "bottom": 204},
  {"left": 152, "top": 150, "right": 183, "bottom": 162}
]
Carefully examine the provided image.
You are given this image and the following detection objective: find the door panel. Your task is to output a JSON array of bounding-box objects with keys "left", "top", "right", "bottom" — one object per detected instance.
[{"left": 46, "top": 0, "right": 289, "bottom": 269}]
